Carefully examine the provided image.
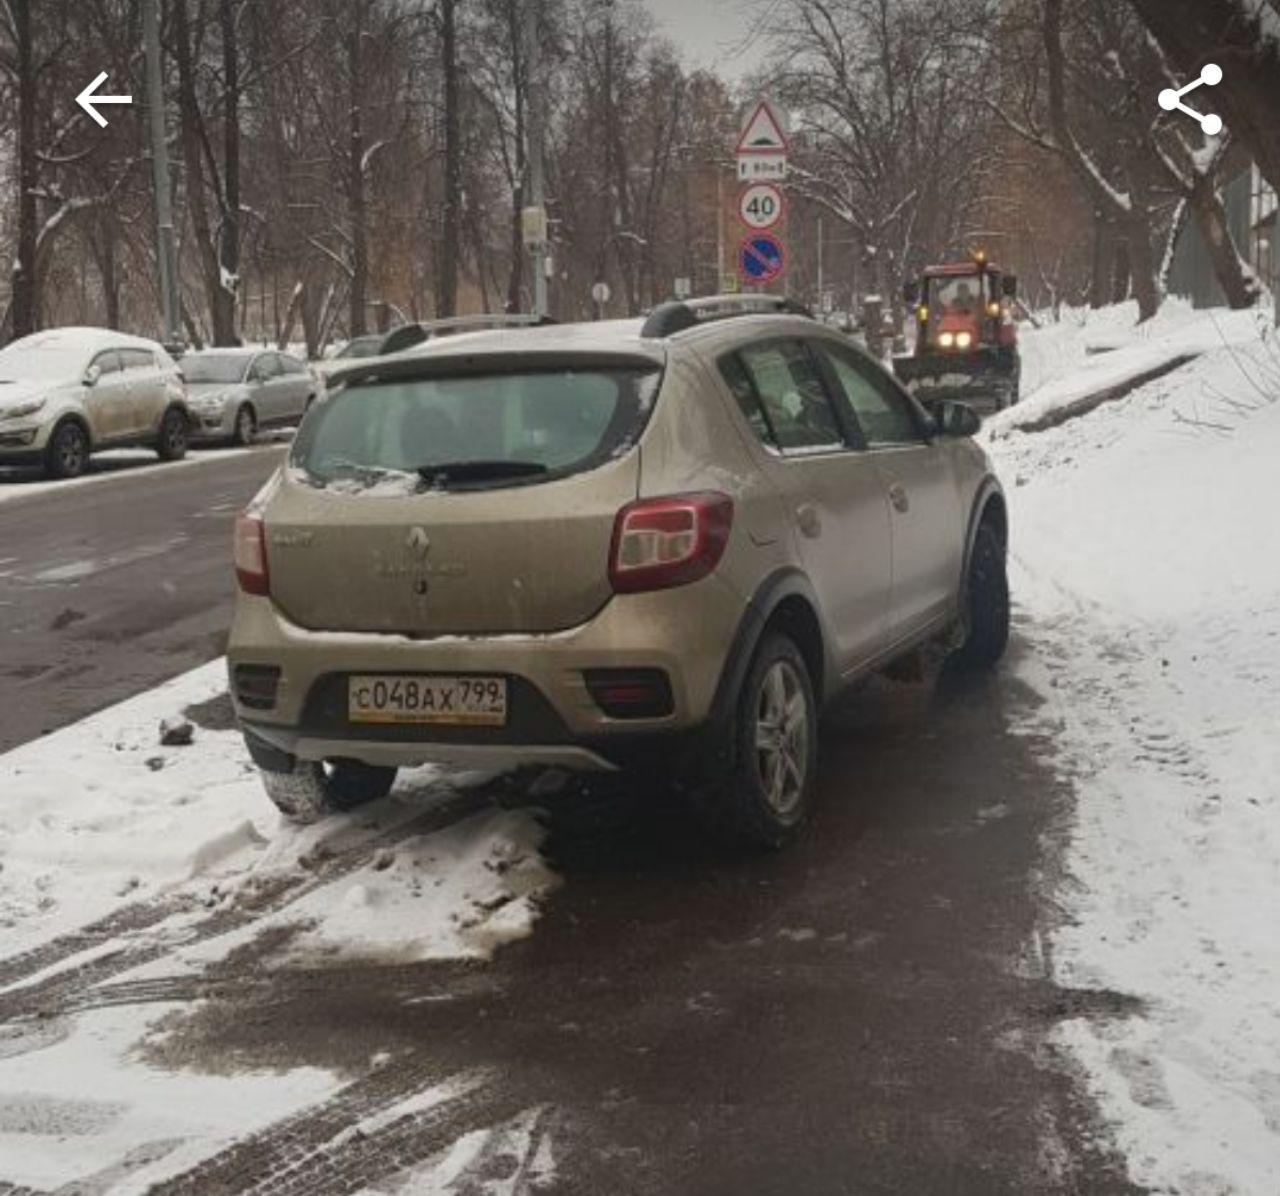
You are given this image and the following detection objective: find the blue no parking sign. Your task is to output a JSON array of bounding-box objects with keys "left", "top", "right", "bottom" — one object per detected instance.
[{"left": 739, "top": 233, "right": 785, "bottom": 285}]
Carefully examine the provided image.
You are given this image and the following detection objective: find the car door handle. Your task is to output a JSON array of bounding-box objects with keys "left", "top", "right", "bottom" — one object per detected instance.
[
  {"left": 887, "top": 482, "right": 909, "bottom": 513},
  {"left": 795, "top": 504, "right": 821, "bottom": 538}
]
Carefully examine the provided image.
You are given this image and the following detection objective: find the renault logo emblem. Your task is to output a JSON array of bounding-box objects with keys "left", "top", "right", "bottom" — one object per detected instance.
[{"left": 406, "top": 527, "right": 431, "bottom": 558}]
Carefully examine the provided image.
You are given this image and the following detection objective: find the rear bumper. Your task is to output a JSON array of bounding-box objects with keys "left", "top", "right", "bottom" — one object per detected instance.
[{"left": 227, "top": 575, "right": 744, "bottom": 772}]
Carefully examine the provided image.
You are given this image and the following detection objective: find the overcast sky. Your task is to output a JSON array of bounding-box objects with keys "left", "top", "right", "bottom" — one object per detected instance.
[{"left": 641, "top": 0, "right": 766, "bottom": 79}]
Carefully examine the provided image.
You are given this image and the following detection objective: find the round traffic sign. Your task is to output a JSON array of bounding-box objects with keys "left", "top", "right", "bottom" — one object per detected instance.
[
  {"left": 591, "top": 281, "right": 611, "bottom": 304},
  {"left": 739, "top": 233, "right": 786, "bottom": 284},
  {"left": 739, "top": 183, "right": 784, "bottom": 231}
]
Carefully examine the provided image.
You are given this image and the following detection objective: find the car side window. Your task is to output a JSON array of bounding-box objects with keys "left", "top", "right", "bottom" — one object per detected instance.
[
  {"left": 119, "top": 348, "right": 153, "bottom": 371},
  {"left": 737, "top": 341, "right": 843, "bottom": 452},
  {"left": 718, "top": 353, "right": 774, "bottom": 446},
  {"left": 91, "top": 350, "right": 123, "bottom": 376},
  {"left": 250, "top": 355, "right": 274, "bottom": 382},
  {"left": 817, "top": 342, "right": 922, "bottom": 448},
  {"left": 282, "top": 355, "right": 307, "bottom": 376}
]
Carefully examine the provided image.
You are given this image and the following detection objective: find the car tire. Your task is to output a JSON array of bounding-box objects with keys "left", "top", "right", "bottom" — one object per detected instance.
[
  {"left": 693, "top": 631, "right": 818, "bottom": 850},
  {"left": 44, "top": 420, "right": 90, "bottom": 479},
  {"left": 232, "top": 404, "right": 256, "bottom": 447},
  {"left": 156, "top": 407, "right": 189, "bottom": 461},
  {"left": 259, "top": 760, "right": 398, "bottom": 823},
  {"left": 949, "top": 522, "right": 1010, "bottom": 670}
]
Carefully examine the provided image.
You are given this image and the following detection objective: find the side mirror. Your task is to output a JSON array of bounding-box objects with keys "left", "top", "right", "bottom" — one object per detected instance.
[
  {"left": 83, "top": 364, "right": 101, "bottom": 387},
  {"left": 1001, "top": 274, "right": 1018, "bottom": 299},
  {"left": 902, "top": 280, "right": 920, "bottom": 306},
  {"left": 931, "top": 399, "right": 981, "bottom": 438}
]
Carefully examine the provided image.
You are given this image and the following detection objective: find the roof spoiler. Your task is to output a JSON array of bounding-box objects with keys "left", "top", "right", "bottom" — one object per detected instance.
[
  {"left": 641, "top": 294, "right": 815, "bottom": 339},
  {"left": 378, "top": 313, "right": 556, "bottom": 355}
]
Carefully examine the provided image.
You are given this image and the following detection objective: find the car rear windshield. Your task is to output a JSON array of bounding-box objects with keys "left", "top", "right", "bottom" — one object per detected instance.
[
  {"left": 291, "top": 366, "right": 660, "bottom": 492},
  {"left": 183, "top": 353, "right": 250, "bottom": 384}
]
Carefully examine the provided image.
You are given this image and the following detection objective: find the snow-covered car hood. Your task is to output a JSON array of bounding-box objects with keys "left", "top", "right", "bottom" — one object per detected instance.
[
  {"left": 0, "top": 378, "right": 70, "bottom": 411},
  {"left": 186, "top": 382, "right": 246, "bottom": 404}
]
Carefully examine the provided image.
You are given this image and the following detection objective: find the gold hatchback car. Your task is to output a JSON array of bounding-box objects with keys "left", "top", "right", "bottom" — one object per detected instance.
[{"left": 228, "top": 297, "right": 1008, "bottom": 847}]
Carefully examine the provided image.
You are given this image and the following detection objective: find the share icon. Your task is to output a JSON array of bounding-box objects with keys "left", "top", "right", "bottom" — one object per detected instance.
[{"left": 1158, "top": 64, "right": 1224, "bottom": 136}]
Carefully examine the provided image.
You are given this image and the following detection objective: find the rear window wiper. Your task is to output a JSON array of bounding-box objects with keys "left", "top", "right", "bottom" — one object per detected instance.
[{"left": 416, "top": 459, "right": 549, "bottom": 487}]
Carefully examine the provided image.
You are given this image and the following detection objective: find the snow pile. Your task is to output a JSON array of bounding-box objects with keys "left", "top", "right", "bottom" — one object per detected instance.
[
  {"left": 988, "top": 305, "right": 1280, "bottom": 1193},
  {"left": 993, "top": 299, "right": 1267, "bottom": 434},
  {"left": 0, "top": 660, "right": 557, "bottom": 964}
]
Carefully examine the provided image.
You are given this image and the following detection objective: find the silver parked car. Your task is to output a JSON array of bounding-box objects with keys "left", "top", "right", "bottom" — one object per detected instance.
[
  {"left": 0, "top": 327, "right": 189, "bottom": 479},
  {"left": 185, "top": 348, "right": 319, "bottom": 446}
]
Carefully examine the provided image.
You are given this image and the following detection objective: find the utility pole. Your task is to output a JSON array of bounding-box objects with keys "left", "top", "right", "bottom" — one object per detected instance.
[
  {"left": 523, "top": 0, "right": 548, "bottom": 318},
  {"left": 143, "top": 0, "right": 181, "bottom": 350}
]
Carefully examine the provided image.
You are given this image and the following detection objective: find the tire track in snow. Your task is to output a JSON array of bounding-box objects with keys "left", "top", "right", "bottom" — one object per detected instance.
[{"left": 0, "top": 786, "right": 491, "bottom": 1023}]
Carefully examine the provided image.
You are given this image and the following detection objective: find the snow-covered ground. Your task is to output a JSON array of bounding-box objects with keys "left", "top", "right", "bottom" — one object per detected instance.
[
  {"left": 0, "top": 440, "right": 287, "bottom": 506},
  {"left": 988, "top": 299, "right": 1280, "bottom": 1194},
  {"left": 0, "top": 661, "right": 559, "bottom": 1190}
]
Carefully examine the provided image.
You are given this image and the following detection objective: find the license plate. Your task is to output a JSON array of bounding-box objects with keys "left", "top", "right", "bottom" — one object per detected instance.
[{"left": 348, "top": 675, "right": 508, "bottom": 726}]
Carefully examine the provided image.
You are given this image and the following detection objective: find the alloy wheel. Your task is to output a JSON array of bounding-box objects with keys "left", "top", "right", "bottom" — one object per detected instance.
[{"left": 754, "top": 659, "right": 809, "bottom": 817}]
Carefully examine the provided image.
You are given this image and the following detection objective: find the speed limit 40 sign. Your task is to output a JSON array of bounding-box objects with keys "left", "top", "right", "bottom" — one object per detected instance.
[{"left": 739, "top": 183, "right": 784, "bottom": 231}]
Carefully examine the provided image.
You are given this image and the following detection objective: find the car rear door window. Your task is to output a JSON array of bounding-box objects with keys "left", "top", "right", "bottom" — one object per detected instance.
[
  {"left": 735, "top": 341, "right": 844, "bottom": 452},
  {"left": 816, "top": 342, "right": 922, "bottom": 448}
]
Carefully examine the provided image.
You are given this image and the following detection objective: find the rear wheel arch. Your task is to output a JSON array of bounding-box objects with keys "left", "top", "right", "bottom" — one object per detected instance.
[{"left": 710, "top": 569, "right": 834, "bottom": 727}]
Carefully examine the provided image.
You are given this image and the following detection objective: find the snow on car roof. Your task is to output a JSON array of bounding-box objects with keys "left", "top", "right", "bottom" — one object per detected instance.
[{"left": 5, "top": 326, "right": 167, "bottom": 354}]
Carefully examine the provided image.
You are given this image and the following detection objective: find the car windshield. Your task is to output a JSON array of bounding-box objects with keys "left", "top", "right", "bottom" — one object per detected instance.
[
  {"left": 292, "top": 366, "right": 659, "bottom": 491},
  {"left": 928, "top": 274, "right": 984, "bottom": 314},
  {"left": 183, "top": 353, "right": 250, "bottom": 384},
  {"left": 0, "top": 338, "right": 92, "bottom": 383}
]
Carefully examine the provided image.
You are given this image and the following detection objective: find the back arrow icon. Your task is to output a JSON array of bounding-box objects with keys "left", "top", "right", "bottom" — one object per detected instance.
[{"left": 76, "top": 71, "right": 133, "bottom": 128}]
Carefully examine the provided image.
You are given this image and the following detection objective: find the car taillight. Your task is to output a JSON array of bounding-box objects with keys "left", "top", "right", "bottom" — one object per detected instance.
[
  {"left": 609, "top": 492, "right": 733, "bottom": 593},
  {"left": 234, "top": 510, "right": 270, "bottom": 596}
]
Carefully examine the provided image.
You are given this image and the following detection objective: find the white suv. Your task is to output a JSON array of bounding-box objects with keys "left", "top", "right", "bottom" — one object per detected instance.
[{"left": 0, "top": 327, "right": 190, "bottom": 478}]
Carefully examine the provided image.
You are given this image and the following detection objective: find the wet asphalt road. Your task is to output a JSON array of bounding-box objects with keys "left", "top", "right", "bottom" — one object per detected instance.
[
  {"left": 0, "top": 455, "right": 1139, "bottom": 1192},
  {"left": 0, "top": 447, "right": 285, "bottom": 752}
]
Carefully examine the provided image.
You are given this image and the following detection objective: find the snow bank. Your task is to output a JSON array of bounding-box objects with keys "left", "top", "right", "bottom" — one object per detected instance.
[
  {"left": 0, "top": 660, "right": 557, "bottom": 964},
  {"left": 989, "top": 304, "right": 1280, "bottom": 1193},
  {"left": 990, "top": 299, "right": 1267, "bottom": 435}
]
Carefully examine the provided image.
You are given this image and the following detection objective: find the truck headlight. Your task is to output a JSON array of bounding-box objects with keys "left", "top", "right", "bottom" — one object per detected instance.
[
  {"left": 955, "top": 331, "right": 973, "bottom": 349},
  {"left": 0, "top": 398, "right": 46, "bottom": 420},
  {"left": 938, "top": 332, "right": 954, "bottom": 348}
]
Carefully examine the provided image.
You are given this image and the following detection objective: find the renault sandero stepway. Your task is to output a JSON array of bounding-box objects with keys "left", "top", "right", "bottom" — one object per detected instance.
[{"left": 227, "top": 296, "right": 1009, "bottom": 847}]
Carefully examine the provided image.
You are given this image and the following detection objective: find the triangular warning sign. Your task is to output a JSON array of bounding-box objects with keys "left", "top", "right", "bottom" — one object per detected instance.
[{"left": 736, "top": 100, "right": 789, "bottom": 156}]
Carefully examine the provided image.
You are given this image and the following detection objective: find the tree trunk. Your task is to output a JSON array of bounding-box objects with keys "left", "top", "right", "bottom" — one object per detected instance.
[
  {"left": 1188, "top": 171, "right": 1261, "bottom": 309},
  {"left": 1129, "top": 0, "right": 1280, "bottom": 197},
  {"left": 1089, "top": 211, "right": 1112, "bottom": 308},
  {"left": 436, "top": 0, "right": 460, "bottom": 317},
  {"left": 213, "top": 0, "right": 241, "bottom": 345},
  {"left": 348, "top": 1, "right": 368, "bottom": 336},
  {"left": 174, "top": 0, "right": 225, "bottom": 346},
  {"left": 11, "top": 0, "right": 39, "bottom": 338},
  {"left": 505, "top": 0, "right": 526, "bottom": 313}
]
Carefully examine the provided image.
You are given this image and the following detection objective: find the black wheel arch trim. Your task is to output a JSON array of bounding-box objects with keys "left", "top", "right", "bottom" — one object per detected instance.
[{"left": 708, "top": 567, "right": 838, "bottom": 727}]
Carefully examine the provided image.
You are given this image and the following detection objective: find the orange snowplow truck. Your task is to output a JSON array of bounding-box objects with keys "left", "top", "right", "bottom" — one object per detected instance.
[{"left": 893, "top": 251, "right": 1021, "bottom": 411}]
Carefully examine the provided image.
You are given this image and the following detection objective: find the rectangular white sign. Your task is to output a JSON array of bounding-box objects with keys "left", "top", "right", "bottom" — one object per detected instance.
[{"left": 737, "top": 155, "right": 787, "bottom": 182}]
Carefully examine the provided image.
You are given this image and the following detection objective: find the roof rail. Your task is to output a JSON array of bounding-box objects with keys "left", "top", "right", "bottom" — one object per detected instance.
[
  {"left": 641, "top": 294, "right": 815, "bottom": 339},
  {"left": 378, "top": 313, "right": 556, "bottom": 356}
]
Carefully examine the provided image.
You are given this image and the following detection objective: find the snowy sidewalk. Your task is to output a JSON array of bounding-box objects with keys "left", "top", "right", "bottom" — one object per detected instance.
[{"left": 988, "top": 303, "right": 1280, "bottom": 1194}]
